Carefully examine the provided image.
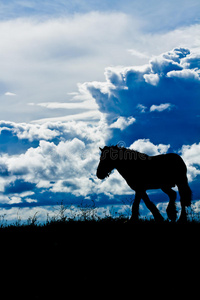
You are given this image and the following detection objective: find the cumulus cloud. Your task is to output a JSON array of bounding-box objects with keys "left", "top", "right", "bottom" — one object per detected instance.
[
  {"left": 167, "top": 69, "right": 200, "bottom": 81},
  {"left": 0, "top": 115, "right": 113, "bottom": 206},
  {"left": 129, "top": 139, "right": 170, "bottom": 156},
  {"left": 0, "top": 13, "right": 199, "bottom": 123},
  {"left": 0, "top": 12, "right": 143, "bottom": 122},
  {"left": 0, "top": 118, "right": 108, "bottom": 148},
  {"left": 180, "top": 142, "right": 200, "bottom": 181},
  {"left": 0, "top": 121, "right": 59, "bottom": 142},
  {"left": 0, "top": 111, "right": 174, "bottom": 209},
  {"left": 84, "top": 47, "right": 200, "bottom": 149},
  {"left": 143, "top": 73, "right": 159, "bottom": 86},
  {"left": 110, "top": 116, "right": 136, "bottom": 130},
  {"left": 1, "top": 45, "right": 200, "bottom": 215}
]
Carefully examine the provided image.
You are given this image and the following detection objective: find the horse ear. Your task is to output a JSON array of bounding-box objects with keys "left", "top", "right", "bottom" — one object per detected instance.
[{"left": 99, "top": 147, "right": 103, "bottom": 152}]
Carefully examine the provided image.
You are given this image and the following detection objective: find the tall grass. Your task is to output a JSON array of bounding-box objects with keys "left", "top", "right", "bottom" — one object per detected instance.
[{"left": 0, "top": 200, "right": 200, "bottom": 229}]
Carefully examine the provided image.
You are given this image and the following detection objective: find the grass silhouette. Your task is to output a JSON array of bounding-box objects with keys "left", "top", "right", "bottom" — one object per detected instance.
[
  {"left": 1, "top": 199, "right": 200, "bottom": 230},
  {"left": 1, "top": 202, "right": 199, "bottom": 299}
]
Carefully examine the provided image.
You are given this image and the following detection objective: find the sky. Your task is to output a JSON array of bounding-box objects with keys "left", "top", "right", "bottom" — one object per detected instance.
[{"left": 0, "top": 0, "right": 200, "bottom": 223}]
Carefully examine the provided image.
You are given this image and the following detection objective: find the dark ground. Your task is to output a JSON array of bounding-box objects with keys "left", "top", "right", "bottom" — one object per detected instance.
[{"left": 1, "top": 219, "right": 199, "bottom": 299}]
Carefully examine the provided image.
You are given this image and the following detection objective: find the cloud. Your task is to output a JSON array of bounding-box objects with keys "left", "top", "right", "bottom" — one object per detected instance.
[
  {"left": 5, "top": 179, "right": 36, "bottom": 194},
  {"left": 110, "top": 116, "right": 136, "bottom": 130},
  {"left": 180, "top": 142, "right": 200, "bottom": 181},
  {"left": 129, "top": 139, "right": 170, "bottom": 156},
  {"left": 143, "top": 73, "right": 159, "bottom": 86},
  {"left": 127, "top": 49, "right": 149, "bottom": 59},
  {"left": 4, "top": 92, "right": 16, "bottom": 96},
  {"left": 0, "top": 12, "right": 142, "bottom": 122},
  {"left": 0, "top": 112, "right": 172, "bottom": 208},
  {"left": 31, "top": 100, "right": 98, "bottom": 110},
  {"left": 33, "top": 111, "right": 103, "bottom": 124},
  {"left": 0, "top": 13, "right": 200, "bottom": 123},
  {"left": 0, "top": 116, "right": 112, "bottom": 205},
  {"left": 167, "top": 69, "right": 200, "bottom": 81},
  {"left": 0, "top": 6, "right": 200, "bottom": 220},
  {"left": 0, "top": 121, "right": 60, "bottom": 154},
  {"left": 0, "top": 114, "right": 199, "bottom": 216},
  {"left": 0, "top": 117, "right": 108, "bottom": 147},
  {"left": 149, "top": 103, "right": 173, "bottom": 112},
  {"left": 136, "top": 104, "right": 147, "bottom": 113},
  {"left": 85, "top": 47, "right": 200, "bottom": 149}
]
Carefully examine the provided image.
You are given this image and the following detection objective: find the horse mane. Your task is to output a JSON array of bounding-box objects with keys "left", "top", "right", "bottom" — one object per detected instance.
[
  {"left": 104, "top": 145, "right": 149, "bottom": 159},
  {"left": 110, "top": 144, "right": 148, "bottom": 155}
]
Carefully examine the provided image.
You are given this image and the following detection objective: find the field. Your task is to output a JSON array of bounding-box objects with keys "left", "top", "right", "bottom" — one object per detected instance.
[{"left": 1, "top": 212, "right": 199, "bottom": 299}]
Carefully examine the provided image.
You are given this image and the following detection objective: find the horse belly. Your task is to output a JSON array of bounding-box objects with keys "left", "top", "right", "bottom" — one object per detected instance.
[
  {"left": 142, "top": 166, "right": 176, "bottom": 190},
  {"left": 131, "top": 166, "right": 175, "bottom": 191},
  {"left": 145, "top": 182, "right": 176, "bottom": 190},
  {"left": 118, "top": 155, "right": 178, "bottom": 191},
  {"left": 126, "top": 175, "right": 175, "bottom": 191}
]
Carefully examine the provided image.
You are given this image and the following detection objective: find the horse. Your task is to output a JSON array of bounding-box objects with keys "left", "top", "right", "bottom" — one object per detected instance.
[{"left": 96, "top": 145, "right": 192, "bottom": 222}]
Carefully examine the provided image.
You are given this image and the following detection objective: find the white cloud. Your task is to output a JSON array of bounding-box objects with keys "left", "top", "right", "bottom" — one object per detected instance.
[
  {"left": 167, "top": 69, "right": 200, "bottom": 81},
  {"left": 181, "top": 143, "right": 200, "bottom": 165},
  {"left": 4, "top": 92, "right": 16, "bottom": 96},
  {"left": 0, "top": 117, "right": 109, "bottom": 145},
  {"left": 110, "top": 116, "right": 136, "bottom": 130},
  {"left": 32, "top": 111, "right": 103, "bottom": 124},
  {"left": 0, "top": 12, "right": 142, "bottom": 122},
  {"left": 143, "top": 73, "right": 159, "bottom": 86},
  {"left": 180, "top": 142, "right": 200, "bottom": 181},
  {"left": 0, "top": 115, "right": 174, "bottom": 202},
  {"left": 136, "top": 104, "right": 147, "bottom": 113},
  {"left": 9, "top": 196, "right": 22, "bottom": 204},
  {"left": 25, "top": 198, "right": 37, "bottom": 203},
  {"left": 31, "top": 100, "right": 98, "bottom": 110},
  {"left": 0, "top": 13, "right": 199, "bottom": 122},
  {"left": 0, "top": 121, "right": 60, "bottom": 142},
  {"left": 3, "top": 138, "right": 92, "bottom": 196},
  {"left": 149, "top": 103, "right": 173, "bottom": 112},
  {"left": 0, "top": 116, "right": 111, "bottom": 199},
  {"left": 130, "top": 139, "right": 170, "bottom": 156},
  {"left": 127, "top": 49, "right": 149, "bottom": 59},
  {"left": 96, "top": 170, "right": 133, "bottom": 197},
  {"left": 86, "top": 47, "right": 200, "bottom": 121}
]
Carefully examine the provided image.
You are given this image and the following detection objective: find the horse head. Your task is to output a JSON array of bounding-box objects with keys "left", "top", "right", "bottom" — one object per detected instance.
[{"left": 96, "top": 146, "right": 116, "bottom": 179}]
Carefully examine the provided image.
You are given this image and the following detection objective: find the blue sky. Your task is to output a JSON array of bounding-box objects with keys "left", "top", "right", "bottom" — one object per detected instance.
[{"left": 0, "top": 0, "right": 200, "bottom": 223}]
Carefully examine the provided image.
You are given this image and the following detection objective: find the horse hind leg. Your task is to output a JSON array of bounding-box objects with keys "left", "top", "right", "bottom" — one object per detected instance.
[
  {"left": 141, "top": 192, "right": 164, "bottom": 223},
  {"left": 161, "top": 187, "right": 177, "bottom": 222},
  {"left": 130, "top": 192, "right": 142, "bottom": 222},
  {"left": 177, "top": 181, "right": 192, "bottom": 223}
]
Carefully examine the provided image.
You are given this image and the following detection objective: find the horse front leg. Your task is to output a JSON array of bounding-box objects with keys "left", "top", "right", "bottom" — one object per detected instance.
[
  {"left": 130, "top": 192, "right": 142, "bottom": 222},
  {"left": 141, "top": 191, "right": 164, "bottom": 223}
]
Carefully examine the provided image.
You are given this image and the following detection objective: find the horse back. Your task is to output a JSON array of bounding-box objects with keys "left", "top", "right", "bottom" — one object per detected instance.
[{"left": 119, "top": 153, "right": 187, "bottom": 191}]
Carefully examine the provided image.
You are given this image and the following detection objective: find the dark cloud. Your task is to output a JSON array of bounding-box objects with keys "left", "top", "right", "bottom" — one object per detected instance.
[
  {"left": 0, "top": 162, "right": 10, "bottom": 176},
  {"left": 86, "top": 48, "right": 200, "bottom": 149},
  {"left": 5, "top": 179, "right": 36, "bottom": 194}
]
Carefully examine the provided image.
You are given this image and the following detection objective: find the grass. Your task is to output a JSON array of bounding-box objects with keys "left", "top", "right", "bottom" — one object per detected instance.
[
  {"left": 1, "top": 203, "right": 199, "bottom": 299},
  {"left": 1, "top": 199, "right": 200, "bottom": 229},
  {"left": 1, "top": 201, "right": 200, "bottom": 250}
]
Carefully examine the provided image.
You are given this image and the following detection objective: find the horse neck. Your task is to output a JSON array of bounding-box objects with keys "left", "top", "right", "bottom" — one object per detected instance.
[
  {"left": 114, "top": 153, "right": 130, "bottom": 173},
  {"left": 114, "top": 149, "right": 139, "bottom": 175}
]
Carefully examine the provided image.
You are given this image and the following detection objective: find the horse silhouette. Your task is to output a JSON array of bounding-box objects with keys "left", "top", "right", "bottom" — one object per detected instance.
[{"left": 96, "top": 145, "right": 192, "bottom": 222}]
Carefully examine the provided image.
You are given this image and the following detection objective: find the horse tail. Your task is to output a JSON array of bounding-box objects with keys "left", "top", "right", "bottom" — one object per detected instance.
[{"left": 177, "top": 180, "right": 192, "bottom": 207}]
